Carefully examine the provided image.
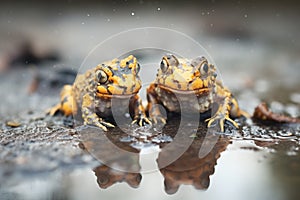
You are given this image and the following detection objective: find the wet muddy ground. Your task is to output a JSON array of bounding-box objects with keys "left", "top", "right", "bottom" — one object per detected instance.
[{"left": 1, "top": 1, "right": 300, "bottom": 200}]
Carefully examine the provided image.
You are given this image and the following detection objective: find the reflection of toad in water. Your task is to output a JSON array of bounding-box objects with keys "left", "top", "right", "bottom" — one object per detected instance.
[
  {"left": 79, "top": 126, "right": 142, "bottom": 189},
  {"left": 79, "top": 122, "right": 230, "bottom": 192},
  {"left": 93, "top": 165, "right": 142, "bottom": 189},
  {"left": 157, "top": 134, "right": 230, "bottom": 194}
]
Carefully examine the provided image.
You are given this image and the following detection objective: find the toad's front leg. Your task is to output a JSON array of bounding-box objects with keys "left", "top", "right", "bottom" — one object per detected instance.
[
  {"left": 130, "top": 94, "right": 151, "bottom": 126},
  {"left": 146, "top": 84, "right": 167, "bottom": 125},
  {"left": 205, "top": 88, "right": 239, "bottom": 132},
  {"left": 81, "top": 93, "right": 115, "bottom": 131}
]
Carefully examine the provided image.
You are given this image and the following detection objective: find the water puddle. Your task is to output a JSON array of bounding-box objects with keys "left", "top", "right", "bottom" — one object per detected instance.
[{"left": 1, "top": 115, "right": 299, "bottom": 200}]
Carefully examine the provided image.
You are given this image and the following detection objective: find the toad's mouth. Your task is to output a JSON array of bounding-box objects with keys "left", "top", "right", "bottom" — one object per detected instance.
[
  {"left": 96, "top": 92, "right": 138, "bottom": 99},
  {"left": 96, "top": 83, "right": 141, "bottom": 98},
  {"left": 158, "top": 84, "right": 210, "bottom": 95}
]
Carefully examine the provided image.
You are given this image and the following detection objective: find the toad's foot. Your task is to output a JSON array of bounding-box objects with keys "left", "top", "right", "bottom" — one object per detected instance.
[
  {"left": 205, "top": 115, "right": 238, "bottom": 132},
  {"left": 83, "top": 113, "right": 115, "bottom": 131},
  {"left": 47, "top": 103, "right": 61, "bottom": 116},
  {"left": 151, "top": 115, "right": 167, "bottom": 125},
  {"left": 132, "top": 115, "right": 152, "bottom": 127},
  {"left": 149, "top": 115, "right": 167, "bottom": 132},
  {"left": 47, "top": 85, "right": 74, "bottom": 116}
]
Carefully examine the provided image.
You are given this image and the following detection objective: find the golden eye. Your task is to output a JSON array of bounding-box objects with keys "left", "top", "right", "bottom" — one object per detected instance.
[
  {"left": 199, "top": 62, "right": 209, "bottom": 75},
  {"left": 96, "top": 70, "right": 108, "bottom": 84},
  {"left": 160, "top": 59, "right": 168, "bottom": 72}
]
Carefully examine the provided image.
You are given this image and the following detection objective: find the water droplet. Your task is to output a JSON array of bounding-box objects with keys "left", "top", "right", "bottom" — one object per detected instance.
[
  {"left": 244, "top": 14, "right": 248, "bottom": 18},
  {"left": 81, "top": 22, "right": 85, "bottom": 25},
  {"left": 131, "top": 12, "right": 135, "bottom": 16},
  {"left": 87, "top": 13, "right": 90, "bottom": 17},
  {"left": 157, "top": 7, "right": 161, "bottom": 11}
]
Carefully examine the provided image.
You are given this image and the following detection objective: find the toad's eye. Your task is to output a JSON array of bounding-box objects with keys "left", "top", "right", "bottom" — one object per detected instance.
[
  {"left": 160, "top": 59, "right": 169, "bottom": 72},
  {"left": 199, "top": 62, "right": 209, "bottom": 75},
  {"left": 98, "top": 175, "right": 109, "bottom": 185},
  {"left": 96, "top": 70, "right": 108, "bottom": 84},
  {"left": 135, "top": 63, "right": 141, "bottom": 74}
]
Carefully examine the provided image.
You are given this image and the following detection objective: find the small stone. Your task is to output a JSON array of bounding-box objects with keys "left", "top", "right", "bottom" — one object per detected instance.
[{"left": 6, "top": 121, "right": 21, "bottom": 127}]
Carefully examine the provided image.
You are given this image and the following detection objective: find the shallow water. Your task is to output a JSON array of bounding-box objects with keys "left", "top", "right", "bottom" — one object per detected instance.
[
  {"left": 1, "top": 143, "right": 299, "bottom": 200},
  {"left": 1, "top": 115, "right": 299, "bottom": 200}
]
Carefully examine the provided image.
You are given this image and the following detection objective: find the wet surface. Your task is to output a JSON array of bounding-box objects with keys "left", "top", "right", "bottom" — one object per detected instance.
[
  {"left": 1, "top": 1, "right": 300, "bottom": 200},
  {"left": 1, "top": 120, "right": 299, "bottom": 199},
  {"left": 1, "top": 109, "right": 299, "bottom": 199}
]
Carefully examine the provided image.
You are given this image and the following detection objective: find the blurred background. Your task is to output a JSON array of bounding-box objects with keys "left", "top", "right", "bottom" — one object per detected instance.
[{"left": 0, "top": 0, "right": 300, "bottom": 116}]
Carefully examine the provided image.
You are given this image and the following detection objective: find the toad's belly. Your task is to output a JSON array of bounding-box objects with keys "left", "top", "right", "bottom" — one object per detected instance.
[
  {"left": 155, "top": 87, "right": 213, "bottom": 113},
  {"left": 94, "top": 97, "right": 132, "bottom": 118}
]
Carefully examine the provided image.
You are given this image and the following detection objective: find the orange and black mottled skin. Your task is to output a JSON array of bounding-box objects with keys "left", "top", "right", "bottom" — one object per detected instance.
[
  {"left": 48, "top": 55, "right": 150, "bottom": 131},
  {"left": 147, "top": 54, "right": 248, "bottom": 132}
]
